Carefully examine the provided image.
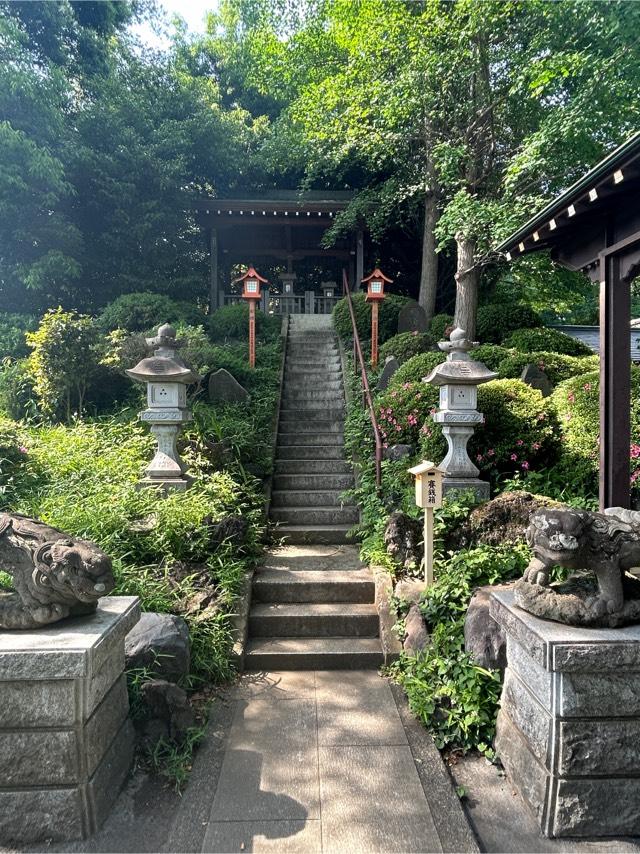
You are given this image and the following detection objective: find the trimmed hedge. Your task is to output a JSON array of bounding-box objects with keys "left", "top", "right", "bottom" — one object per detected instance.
[
  {"left": 333, "top": 293, "right": 409, "bottom": 344},
  {"left": 99, "top": 293, "right": 205, "bottom": 333},
  {"left": 472, "top": 344, "right": 511, "bottom": 371},
  {"left": 379, "top": 332, "right": 434, "bottom": 365},
  {"left": 504, "top": 327, "right": 592, "bottom": 356},
  {"left": 209, "top": 303, "right": 281, "bottom": 343},
  {"left": 476, "top": 303, "right": 542, "bottom": 344},
  {"left": 497, "top": 351, "right": 599, "bottom": 384},
  {"left": 388, "top": 352, "right": 446, "bottom": 388},
  {"left": 429, "top": 313, "right": 454, "bottom": 341}
]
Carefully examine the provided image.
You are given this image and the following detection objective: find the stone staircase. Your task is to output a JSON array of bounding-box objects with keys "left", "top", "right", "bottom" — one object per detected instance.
[{"left": 244, "top": 314, "right": 383, "bottom": 670}]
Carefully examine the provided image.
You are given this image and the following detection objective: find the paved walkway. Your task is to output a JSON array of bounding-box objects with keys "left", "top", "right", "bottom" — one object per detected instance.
[{"left": 201, "top": 670, "right": 469, "bottom": 853}]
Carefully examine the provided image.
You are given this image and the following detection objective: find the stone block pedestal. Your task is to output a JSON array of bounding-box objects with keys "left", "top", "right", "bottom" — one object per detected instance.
[
  {"left": 0, "top": 596, "right": 140, "bottom": 844},
  {"left": 490, "top": 589, "right": 640, "bottom": 838}
]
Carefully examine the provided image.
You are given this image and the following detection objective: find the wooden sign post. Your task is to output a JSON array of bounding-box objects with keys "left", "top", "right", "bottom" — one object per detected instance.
[
  {"left": 407, "top": 460, "right": 445, "bottom": 585},
  {"left": 363, "top": 268, "right": 392, "bottom": 369},
  {"left": 234, "top": 266, "right": 268, "bottom": 368}
]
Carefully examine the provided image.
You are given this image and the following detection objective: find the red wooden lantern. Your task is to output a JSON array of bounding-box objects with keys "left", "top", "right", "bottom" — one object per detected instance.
[
  {"left": 234, "top": 266, "right": 268, "bottom": 367},
  {"left": 362, "top": 268, "right": 393, "bottom": 368}
]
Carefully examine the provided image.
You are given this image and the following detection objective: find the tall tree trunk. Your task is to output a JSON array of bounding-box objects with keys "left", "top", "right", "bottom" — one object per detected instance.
[
  {"left": 453, "top": 231, "right": 479, "bottom": 338},
  {"left": 418, "top": 189, "right": 439, "bottom": 323}
]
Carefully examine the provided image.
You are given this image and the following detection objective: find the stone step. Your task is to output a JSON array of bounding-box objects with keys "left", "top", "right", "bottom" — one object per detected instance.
[
  {"left": 279, "top": 409, "right": 345, "bottom": 424},
  {"left": 277, "top": 433, "right": 344, "bottom": 447},
  {"left": 270, "top": 506, "right": 359, "bottom": 525},
  {"left": 253, "top": 569, "right": 374, "bottom": 602},
  {"left": 271, "top": 490, "right": 354, "bottom": 508},
  {"left": 261, "top": 544, "right": 365, "bottom": 573},
  {"left": 244, "top": 637, "right": 383, "bottom": 670},
  {"left": 287, "top": 351, "right": 340, "bottom": 361},
  {"left": 280, "top": 400, "right": 345, "bottom": 411},
  {"left": 273, "top": 473, "right": 354, "bottom": 491},
  {"left": 274, "top": 460, "right": 352, "bottom": 475},
  {"left": 279, "top": 420, "right": 344, "bottom": 434},
  {"left": 283, "top": 382, "right": 343, "bottom": 395},
  {"left": 276, "top": 445, "right": 345, "bottom": 460},
  {"left": 285, "top": 366, "right": 343, "bottom": 374},
  {"left": 248, "top": 603, "right": 379, "bottom": 638},
  {"left": 273, "top": 524, "right": 355, "bottom": 544}
]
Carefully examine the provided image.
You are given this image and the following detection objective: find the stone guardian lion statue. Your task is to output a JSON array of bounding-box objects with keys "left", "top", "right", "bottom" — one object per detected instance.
[
  {"left": 515, "top": 505, "right": 640, "bottom": 627},
  {"left": 0, "top": 513, "right": 115, "bottom": 629}
]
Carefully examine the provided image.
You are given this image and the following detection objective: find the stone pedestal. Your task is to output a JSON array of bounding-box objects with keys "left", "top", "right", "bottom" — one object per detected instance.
[
  {"left": 490, "top": 589, "right": 640, "bottom": 838},
  {"left": 0, "top": 596, "right": 140, "bottom": 844}
]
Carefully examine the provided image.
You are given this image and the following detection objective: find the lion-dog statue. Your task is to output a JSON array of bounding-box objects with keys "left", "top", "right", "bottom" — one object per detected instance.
[
  {"left": 0, "top": 513, "right": 114, "bottom": 629},
  {"left": 515, "top": 505, "right": 640, "bottom": 627}
]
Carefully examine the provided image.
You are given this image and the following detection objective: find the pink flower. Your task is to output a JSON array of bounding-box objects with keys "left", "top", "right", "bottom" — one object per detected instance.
[
  {"left": 476, "top": 454, "right": 483, "bottom": 462},
  {"left": 487, "top": 448, "right": 495, "bottom": 456},
  {"left": 416, "top": 393, "right": 422, "bottom": 400},
  {"left": 516, "top": 439, "right": 524, "bottom": 446},
  {"left": 403, "top": 382, "right": 411, "bottom": 390},
  {"left": 583, "top": 382, "right": 592, "bottom": 391},
  {"left": 510, "top": 453, "right": 518, "bottom": 461},
  {"left": 396, "top": 424, "right": 402, "bottom": 432},
  {"left": 412, "top": 331, "right": 418, "bottom": 336},
  {"left": 18, "top": 446, "right": 27, "bottom": 454},
  {"left": 567, "top": 392, "right": 576, "bottom": 403},
  {"left": 532, "top": 442, "right": 541, "bottom": 451},
  {"left": 391, "top": 391, "right": 398, "bottom": 398},
  {"left": 521, "top": 461, "right": 530, "bottom": 470}
]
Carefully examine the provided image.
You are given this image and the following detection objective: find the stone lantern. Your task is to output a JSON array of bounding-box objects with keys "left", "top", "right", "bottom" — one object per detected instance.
[
  {"left": 126, "top": 323, "right": 200, "bottom": 491},
  {"left": 424, "top": 327, "right": 496, "bottom": 500}
]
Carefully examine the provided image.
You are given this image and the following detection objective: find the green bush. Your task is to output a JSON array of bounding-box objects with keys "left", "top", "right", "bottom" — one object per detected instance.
[
  {"left": 332, "top": 292, "right": 409, "bottom": 344},
  {"left": 0, "top": 313, "right": 38, "bottom": 360},
  {"left": 99, "top": 293, "right": 205, "bottom": 333},
  {"left": 504, "top": 327, "right": 593, "bottom": 356},
  {"left": 0, "top": 417, "right": 28, "bottom": 501},
  {"left": 377, "top": 378, "right": 559, "bottom": 479},
  {"left": 497, "top": 351, "right": 599, "bottom": 384},
  {"left": 390, "top": 542, "right": 530, "bottom": 753},
  {"left": 476, "top": 303, "right": 542, "bottom": 344},
  {"left": 0, "top": 359, "right": 39, "bottom": 421},
  {"left": 26, "top": 309, "right": 99, "bottom": 422},
  {"left": 379, "top": 332, "right": 434, "bottom": 365},
  {"left": 209, "top": 303, "right": 281, "bottom": 343},
  {"left": 472, "top": 344, "right": 511, "bottom": 371},
  {"left": 388, "top": 352, "right": 446, "bottom": 388},
  {"left": 429, "top": 313, "right": 454, "bottom": 341}
]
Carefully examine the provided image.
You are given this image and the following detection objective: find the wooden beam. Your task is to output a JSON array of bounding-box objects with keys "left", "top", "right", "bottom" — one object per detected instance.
[
  {"left": 210, "top": 227, "right": 218, "bottom": 312},
  {"left": 599, "top": 252, "right": 630, "bottom": 509}
]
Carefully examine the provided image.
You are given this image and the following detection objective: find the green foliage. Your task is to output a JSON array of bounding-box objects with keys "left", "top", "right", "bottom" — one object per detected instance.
[
  {"left": 429, "top": 314, "right": 454, "bottom": 342},
  {"left": 332, "top": 293, "right": 409, "bottom": 345},
  {"left": 389, "top": 543, "right": 530, "bottom": 753},
  {"left": 0, "top": 417, "right": 29, "bottom": 505},
  {"left": 0, "top": 314, "right": 38, "bottom": 360},
  {"left": 26, "top": 308, "right": 98, "bottom": 421},
  {"left": 472, "top": 344, "right": 511, "bottom": 371},
  {"left": 504, "top": 327, "right": 593, "bottom": 356},
  {"left": 209, "top": 304, "right": 282, "bottom": 344},
  {"left": 0, "top": 359, "right": 39, "bottom": 421},
  {"left": 99, "top": 293, "right": 205, "bottom": 334},
  {"left": 476, "top": 303, "right": 542, "bottom": 345},
  {"left": 378, "top": 332, "right": 434, "bottom": 365},
  {"left": 497, "top": 351, "right": 599, "bottom": 384},
  {"left": 389, "top": 352, "right": 446, "bottom": 388}
]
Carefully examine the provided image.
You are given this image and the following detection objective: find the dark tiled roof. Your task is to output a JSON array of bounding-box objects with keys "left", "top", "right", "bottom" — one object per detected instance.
[{"left": 554, "top": 326, "right": 640, "bottom": 361}]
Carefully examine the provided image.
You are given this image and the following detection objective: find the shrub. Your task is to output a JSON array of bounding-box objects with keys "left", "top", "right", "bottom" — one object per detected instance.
[
  {"left": 0, "top": 359, "right": 39, "bottom": 421},
  {"left": 389, "top": 352, "right": 446, "bottom": 388},
  {"left": 377, "top": 378, "right": 559, "bottom": 479},
  {"left": 209, "top": 303, "right": 282, "bottom": 343},
  {"left": 332, "top": 292, "right": 409, "bottom": 344},
  {"left": 0, "top": 417, "right": 28, "bottom": 502},
  {"left": 0, "top": 313, "right": 38, "bottom": 360},
  {"left": 475, "top": 303, "right": 542, "bottom": 344},
  {"left": 504, "top": 327, "right": 593, "bottom": 356},
  {"left": 472, "top": 344, "right": 511, "bottom": 371},
  {"left": 497, "top": 351, "right": 599, "bottom": 384},
  {"left": 379, "top": 332, "right": 434, "bottom": 365},
  {"left": 26, "top": 309, "right": 99, "bottom": 421},
  {"left": 99, "top": 293, "right": 205, "bottom": 333},
  {"left": 429, "top": 313, "right": 454, "bottom": 341}
]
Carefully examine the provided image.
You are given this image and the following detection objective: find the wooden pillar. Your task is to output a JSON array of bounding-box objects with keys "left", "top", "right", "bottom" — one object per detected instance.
[
  {"left": 599, "top": 252, "right": 630, "bottom": 510},
  {"left": 209, "top": 227, "right": 218, "bottom": 312},
  {"left": 356, "top": 229, "right": 364, "bottom": 287},
  {"left": 248, "top": 299, "right": 256, "bottom": 368}
]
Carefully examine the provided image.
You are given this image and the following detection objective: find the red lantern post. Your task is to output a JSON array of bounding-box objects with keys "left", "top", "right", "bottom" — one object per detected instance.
[
  {"left": 234, "top": 266, "right": 268, "bottom": 368},
  {"left": 362, "top": 268, "right": 393, "bottom": 368}
]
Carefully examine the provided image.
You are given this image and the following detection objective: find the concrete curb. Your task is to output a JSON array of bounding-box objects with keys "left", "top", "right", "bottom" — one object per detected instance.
[
  {"left": 229, "top": 567, "right": 255, "bottom": 673},
  {"left": 372, "top": 564, "right": 403, "bottom": 665},
  {"left": 390, "top": 681, "right": 481, "bottom": 853},
  {"left": 262, "top": 314, "right": 289, "bottom": 530}
]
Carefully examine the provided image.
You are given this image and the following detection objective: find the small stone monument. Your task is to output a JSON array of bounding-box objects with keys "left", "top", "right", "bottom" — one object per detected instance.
[
  {"left": 126, "top": 323, "right": 200, "bottom": 491},
  {"left": 424, "top": 327, "right": 496, "bottom": 500},
  {"left": 376, "top": 356, "right": 400, "bottom": 391},
  {"left": 520, "top": 362, "right": 553, "bottom": 397},
  {"left": 397, "top": 299, "right": 428, "bottom": 333}
]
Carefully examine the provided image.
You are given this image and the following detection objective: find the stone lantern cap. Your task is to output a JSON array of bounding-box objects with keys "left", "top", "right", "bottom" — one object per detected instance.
[
  {"left": 424, "top": 326, "right": 497, "bottom": 387},
  {"left": 125, "top": 323, "right": 200, "bottom": 385}
]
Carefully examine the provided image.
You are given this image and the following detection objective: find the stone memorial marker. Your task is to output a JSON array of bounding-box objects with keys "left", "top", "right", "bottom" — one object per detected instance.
[
  {"left": 208, "top": 368, "right": 250, "bottom": 404},
  {"left": 397, "top": 299, "right": 428, "bottom": 333},
  {"left": 376, "top": 356, "right": 400, "bottom": 391},
  {"left": 520, "top": 362, "right": 553, "bottom": 397}
]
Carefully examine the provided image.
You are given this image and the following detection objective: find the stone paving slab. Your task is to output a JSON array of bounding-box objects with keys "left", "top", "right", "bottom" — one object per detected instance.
[{"left": 203, "top": 820, "right": 322, "bottom": 853}]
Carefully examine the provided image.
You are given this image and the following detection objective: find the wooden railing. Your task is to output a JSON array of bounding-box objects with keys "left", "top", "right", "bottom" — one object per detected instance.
[{"left": 342, "top": 269, "right": 383, "bottom": 490}]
